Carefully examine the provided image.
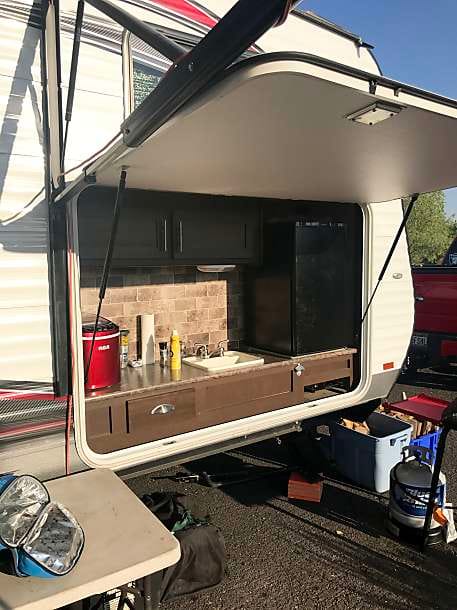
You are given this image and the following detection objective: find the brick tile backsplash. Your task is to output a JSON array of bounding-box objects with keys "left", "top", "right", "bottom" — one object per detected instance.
[{"left": 80, "top": 266, "right": 245, "bottom": 359}]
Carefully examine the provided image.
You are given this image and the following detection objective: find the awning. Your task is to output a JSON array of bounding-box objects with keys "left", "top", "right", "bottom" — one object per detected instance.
[{"left": 59, "top": 53, "right": 457, "bottom": 204}]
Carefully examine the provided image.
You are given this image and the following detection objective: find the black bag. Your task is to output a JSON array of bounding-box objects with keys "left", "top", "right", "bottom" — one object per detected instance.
[{"left": 141, "top": 492, "right": 226, "bottom": 602}]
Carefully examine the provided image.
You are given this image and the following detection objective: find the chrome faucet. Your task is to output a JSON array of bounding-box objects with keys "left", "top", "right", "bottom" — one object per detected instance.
[
  {"left": 209, "top": 339, "right": 229, "bottom": 358},
  {"left": 194, "top": 343, "right": 209, "bottom": 359}
]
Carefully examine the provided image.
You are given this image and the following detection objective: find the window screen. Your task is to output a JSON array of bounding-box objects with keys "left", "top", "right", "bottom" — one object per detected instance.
[
  {"left": 133, "top": 63, "right": 163, "bottom": 107},
  {"left": 131, "top": 33, "right": 174, "bottom": 108}
]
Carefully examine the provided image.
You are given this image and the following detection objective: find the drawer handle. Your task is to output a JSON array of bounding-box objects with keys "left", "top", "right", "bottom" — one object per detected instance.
[
  {"left": 150, "top": 404, "right": 175, "bottom": 416},
  {"left": 178, "top": 220, "right": 183, "bottom": 253},
  {"left": 163, "top": 218, "right": 168, "bottom": 252}
]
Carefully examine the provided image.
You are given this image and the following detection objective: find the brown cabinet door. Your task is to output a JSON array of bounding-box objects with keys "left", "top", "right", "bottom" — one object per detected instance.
[
  {"left": 173, "top": 196, "right": 259, "bottom": 263},
  {"left": 198, "top": 365, "right": 299, "bottom": 427},
  {"left": 295, "top": 355, "right": 353, "bottom": 389},
  {"left": 86, "top": 397, "right": 126, "bottom": 454},
  {"left": 126, "top": 388, "right": 197, "bottom": 444},
  {"left": 203, "top": 368, "right": 292, "bottom": 410}
]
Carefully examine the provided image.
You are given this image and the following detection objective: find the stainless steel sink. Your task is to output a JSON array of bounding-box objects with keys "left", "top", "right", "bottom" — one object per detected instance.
[{"left": 182, "top": 351, "right": 264, "bottom": 372}]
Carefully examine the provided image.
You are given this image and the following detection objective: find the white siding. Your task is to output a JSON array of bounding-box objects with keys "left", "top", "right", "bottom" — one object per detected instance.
[
  {"left": 366, "top": 200, "right": 414, "bottom": 374},
  {"left": 0, "top": 2, "right": 125, "bottom": 384},
  {"left": 58, "top": 8, "right": 124, "bottom": 162},
  {"left": 0, "top": 5, "right": 52, "bottom": 383}
]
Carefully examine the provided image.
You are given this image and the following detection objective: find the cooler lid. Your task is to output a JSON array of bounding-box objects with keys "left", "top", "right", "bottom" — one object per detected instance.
[{"left": 82, "top": 317, "right": 118, "bottom": 333}]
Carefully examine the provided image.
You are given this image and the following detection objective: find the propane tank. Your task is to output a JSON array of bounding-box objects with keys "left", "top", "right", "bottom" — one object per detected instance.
[{"left": 387, "top": 445, "right": 446, "bottom": 545}]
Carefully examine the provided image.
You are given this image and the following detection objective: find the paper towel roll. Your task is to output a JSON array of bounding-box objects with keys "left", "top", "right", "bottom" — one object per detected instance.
[{"left": 140, "top": 314, "right": 156, "bottom": 364}]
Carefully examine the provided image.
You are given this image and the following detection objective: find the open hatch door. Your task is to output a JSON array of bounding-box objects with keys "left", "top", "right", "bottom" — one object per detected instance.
[{"left": 59, "top": 54, "right": 457, "bottom": 205}]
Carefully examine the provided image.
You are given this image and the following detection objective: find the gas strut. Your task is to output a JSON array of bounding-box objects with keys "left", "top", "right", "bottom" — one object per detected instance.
[
  {"left": 359, "top": 193, "right": 419, "bottom": 330},
  {"left": 61, "top": 0, "right": 84, "bottom": 176},
  {"left": 84, "top": 168, "right": 127, "bottom": 381}
]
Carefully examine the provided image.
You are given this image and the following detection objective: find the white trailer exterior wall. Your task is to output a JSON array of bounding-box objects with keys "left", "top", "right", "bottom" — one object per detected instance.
[{"left": 0, "top": 3, "right": 52, "bottom": 383}]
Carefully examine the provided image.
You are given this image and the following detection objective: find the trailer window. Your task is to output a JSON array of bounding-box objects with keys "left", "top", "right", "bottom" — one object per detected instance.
[
  {"left": 133, "top": 63, "right": 163, "bottom": 107},
  {"left": 129, "top": 29, "right": 256, "bottom": 109},
  {"left": 130, "top": 29, "right": 194, "bottom": 109},
  {"left": 129, "top": 32, "right": 173, "bottom": 110}
]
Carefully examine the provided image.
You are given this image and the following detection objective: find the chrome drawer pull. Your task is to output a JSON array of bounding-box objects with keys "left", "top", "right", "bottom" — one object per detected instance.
[
  {"left": 294, "top": 364, "right": 304, "bottom": 377},
  {"left": 150, "top": 404, "right": 175, "bottom": 416}
]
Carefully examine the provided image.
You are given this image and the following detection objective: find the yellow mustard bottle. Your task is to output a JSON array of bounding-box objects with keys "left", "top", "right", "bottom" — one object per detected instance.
[{"left": 170, "top": 329, "right": 181, "bottom": 371}]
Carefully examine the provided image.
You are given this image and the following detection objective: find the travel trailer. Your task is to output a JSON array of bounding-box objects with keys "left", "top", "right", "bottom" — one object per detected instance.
[{"left": 2, "top": 0, "right": 457, "bottom": 479}]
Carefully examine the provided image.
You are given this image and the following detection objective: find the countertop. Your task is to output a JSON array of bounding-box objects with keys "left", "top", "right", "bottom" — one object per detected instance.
[{"left": 85, "top": 347, "right": 356, "bottom": 403}]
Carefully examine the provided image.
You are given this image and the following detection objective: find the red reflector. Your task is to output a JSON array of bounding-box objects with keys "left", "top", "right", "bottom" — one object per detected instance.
[
  {"left": 383, "top": 362, "right": 394, "bottom": 370},
  {"left": 441, "top": 340, "right": 457, "bottom": 358}
]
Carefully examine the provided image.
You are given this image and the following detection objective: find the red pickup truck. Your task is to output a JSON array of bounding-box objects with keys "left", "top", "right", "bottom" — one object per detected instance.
[{"left": 408, "top": 236, "right": 457, "bottom": 370}]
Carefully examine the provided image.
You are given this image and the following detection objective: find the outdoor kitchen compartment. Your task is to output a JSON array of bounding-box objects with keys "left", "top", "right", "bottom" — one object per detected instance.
[{"left": 247, "top": 204, "right": 362, "bottom": 356}]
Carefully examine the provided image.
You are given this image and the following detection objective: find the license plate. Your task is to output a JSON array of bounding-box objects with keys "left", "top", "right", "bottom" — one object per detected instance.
[{"left": 412, "top": 335, "right": 427, "bottom": 347}]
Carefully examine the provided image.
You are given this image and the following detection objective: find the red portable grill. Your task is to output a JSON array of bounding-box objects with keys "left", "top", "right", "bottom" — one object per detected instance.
[{"left": 82, "top": 317, "right": 120, "bottom": 390}]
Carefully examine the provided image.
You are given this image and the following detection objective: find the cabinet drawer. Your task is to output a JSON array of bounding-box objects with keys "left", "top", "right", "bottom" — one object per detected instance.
[{"left": 126, "top": 388, "right": 197, "bottom": 443}]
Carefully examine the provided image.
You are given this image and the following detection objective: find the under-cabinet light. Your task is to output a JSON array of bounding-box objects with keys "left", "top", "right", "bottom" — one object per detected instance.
[
  {"left": 346, "top": 102, "right": 402, "bottom": 126},
  {"left": 197, "top": 265, "right": 236, "bottom": 273}
]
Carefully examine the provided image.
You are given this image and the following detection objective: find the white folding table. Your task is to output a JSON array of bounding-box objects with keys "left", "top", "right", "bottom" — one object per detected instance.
[{"left": 0, "top": 469, "right": 180, "bottom": 610}]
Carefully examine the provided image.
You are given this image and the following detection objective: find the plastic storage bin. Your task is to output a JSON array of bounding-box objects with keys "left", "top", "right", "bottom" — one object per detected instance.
[
  {"left": 330, "top": 412, "right": 412, "bottom": 493},
  {"left": 410, "top": 428, "right": 441, "bottom": 462}
]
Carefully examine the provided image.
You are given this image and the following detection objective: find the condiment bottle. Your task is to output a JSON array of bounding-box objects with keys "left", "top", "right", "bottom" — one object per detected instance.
[{"left": 170, "top": 329, "right": 181, "bottom": 371}]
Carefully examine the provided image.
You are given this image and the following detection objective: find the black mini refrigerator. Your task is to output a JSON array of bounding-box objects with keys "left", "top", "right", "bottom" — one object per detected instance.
[{"left": 247, "top": 206, "right": 361, "bottom": 357}]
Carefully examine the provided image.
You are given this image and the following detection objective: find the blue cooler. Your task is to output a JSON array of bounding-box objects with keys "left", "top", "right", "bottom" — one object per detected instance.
[{"left": 331, "top": 412, "right": 412, "bottom": 493}]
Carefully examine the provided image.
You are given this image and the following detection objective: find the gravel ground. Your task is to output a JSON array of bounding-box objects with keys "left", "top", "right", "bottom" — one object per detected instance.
[{"left": 127, "top": 369, "right": 457, "bottom": 610}]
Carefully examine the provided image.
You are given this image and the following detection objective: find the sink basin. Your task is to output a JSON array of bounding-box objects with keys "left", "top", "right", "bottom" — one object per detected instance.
[{"left": 183, "top": 351, "right": 264, "bottom": 372}]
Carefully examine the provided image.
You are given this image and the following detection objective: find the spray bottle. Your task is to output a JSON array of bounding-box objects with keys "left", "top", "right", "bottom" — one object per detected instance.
[{"left": 170, "top": 329, "right": 181, "bottom": 371}]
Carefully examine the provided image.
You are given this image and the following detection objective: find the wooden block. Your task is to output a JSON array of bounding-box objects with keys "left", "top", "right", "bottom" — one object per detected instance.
[
  {"left": 353, "top": 423, "right": 369, "bottom": 435},
  {"left": 288, "top": 472, "right": 323, "bottom": 503},
  {"left": 342, "top": 418, "right": 355, "bottom": 429}
]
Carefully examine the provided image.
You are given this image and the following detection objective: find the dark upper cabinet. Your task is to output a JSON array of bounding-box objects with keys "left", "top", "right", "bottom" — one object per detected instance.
[
  {"left": 77, "top": 188, "right": 260, "bottom": 266},
  {"left": 172, "top": 195, "right": 259, "bottom": 263},
  {"left": 78, "top": 187, "right": 172, "bottom": 266}
]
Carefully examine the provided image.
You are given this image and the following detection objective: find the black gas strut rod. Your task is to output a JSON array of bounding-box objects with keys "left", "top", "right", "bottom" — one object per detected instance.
[
  {"left": 84, "top": 168, "right": 127, "bottom": 382},
  {"left": 61, "top": 0, "right": 84, "bottom": 172},
  {"left": 84, "top": 0, "right": 185, "bottom": 62},
  {"left": 121, "top": 0, "right": 299, "bottom": 148},
  {"left": 359, "top": 193, "right": 419, "bottom": 330}
]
